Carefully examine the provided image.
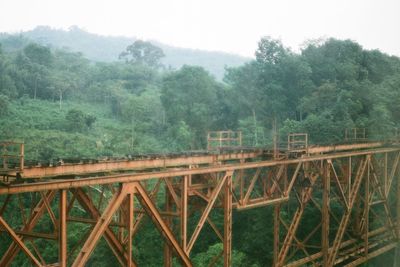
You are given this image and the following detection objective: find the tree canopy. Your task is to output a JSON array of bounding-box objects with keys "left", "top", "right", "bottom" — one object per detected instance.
[{"left": 119, "top": 40, "right": 165, "bottom": 68}]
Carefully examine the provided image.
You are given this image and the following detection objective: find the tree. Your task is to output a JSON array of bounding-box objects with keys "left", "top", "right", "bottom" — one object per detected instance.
[
  {"left": 301, "top": 38, "right": 365, "bottom": 86},
  {"left": 65, "top": 109, "right": 96, "bottom": 132},
  {"left": 50, "top": 70, "right": 77, "bottom": 110},
  {"left": 161, "top": 65, "right": 219, "bottom": 149},
  {"left": 119, "top": 40, "right": 165, "bottom": 68},
  {"left": 226, "top": 37, "right": 296, "bottom": 145},
  {"left": 23, "top": 43, "right": 52, "bottom": 67},
  {"left": 0, "top": 94, "right": 9, "bottom": 116},
  {"left": 225, "top": 62, "right": 266, "bottom": 145},
  {"left": 0, "top": 46, "right": 17, "bottom": 98},
  {"left": 13, "top": 44, "right": 53, "bottom": 99},
  {"left": 65, "top": 109, "right": 86, "bottom": 132},
  {"left": 84, "top": 114, "right": 96, "bottom": 128},
  {"left": 255, "top": 36, "right": 288, "bottom": 65},
  {"left": 121, "top": 90, "right": 163, "bottom": 150}
]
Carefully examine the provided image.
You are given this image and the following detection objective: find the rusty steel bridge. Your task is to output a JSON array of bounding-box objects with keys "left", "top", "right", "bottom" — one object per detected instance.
[{"left": 0, "top": 131, "right": 400, "bottom": 266}]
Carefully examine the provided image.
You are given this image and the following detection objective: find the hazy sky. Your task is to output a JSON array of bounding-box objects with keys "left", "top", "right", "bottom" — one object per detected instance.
[{"left": 0, "top": 0, "right": 399, "bottom": 57}]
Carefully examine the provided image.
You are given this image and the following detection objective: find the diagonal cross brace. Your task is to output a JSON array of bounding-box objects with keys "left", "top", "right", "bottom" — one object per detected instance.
[
  {"left": 134, "top": 181, "right": 193, "bottom": 266},
  {"left": 72, "top": 188, "right": 137, "bottom": 267},
  {"left": 0, "top": 190, "right": 56, "bottom": 266},
  {"left": 327, "top": 156, "right": 369, "bottom": 266}
]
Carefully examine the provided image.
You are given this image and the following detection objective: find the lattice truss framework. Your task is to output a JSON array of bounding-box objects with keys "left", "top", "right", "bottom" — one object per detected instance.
[{"left": 0, "top": 148, "right": 399, "bottom": 266}]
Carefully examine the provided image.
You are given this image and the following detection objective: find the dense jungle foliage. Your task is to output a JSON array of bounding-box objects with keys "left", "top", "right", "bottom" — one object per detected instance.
[{"left": 0, "top": 35, "right": 399, "bottom": 266}]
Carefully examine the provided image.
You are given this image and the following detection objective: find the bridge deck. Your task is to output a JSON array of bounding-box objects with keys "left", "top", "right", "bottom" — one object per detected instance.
[{"left": 2, "top": 141, "right": 387, "bottom": 180}]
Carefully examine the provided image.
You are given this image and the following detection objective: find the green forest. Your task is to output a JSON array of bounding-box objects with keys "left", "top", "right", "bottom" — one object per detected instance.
[{"left": 0, "top": 34, "right": 400, "bottom": 266}]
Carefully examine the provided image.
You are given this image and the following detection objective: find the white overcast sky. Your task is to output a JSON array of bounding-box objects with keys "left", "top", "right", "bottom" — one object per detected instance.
[{"left": 0, "top": 0, "right": 399, "bottom": 57}]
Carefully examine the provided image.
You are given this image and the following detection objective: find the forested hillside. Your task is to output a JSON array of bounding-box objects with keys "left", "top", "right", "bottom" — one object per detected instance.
[
  {"left": 0, "top": 26, "right": 249, "bottom": 80},
  {"left": 0, "top": 36, "right": 399, "bottom": 266}
]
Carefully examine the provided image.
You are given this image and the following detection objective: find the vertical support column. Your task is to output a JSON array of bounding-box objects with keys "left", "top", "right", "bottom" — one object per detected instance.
[
  {"left": 305, "top": 133, "right": 308, "bottom": 154},
  {"left": 59, "top": 189, "right": 67, "bottom": 267},
  {"left": 395, "top": 169, "right": 400, "bottom": 267},
  {"left": 348, "top": 157, "right": 352, "bottom": 201},
  {"left": 273, "top": 204, "right": 280, "bottom": 267},
  {"left": 397, "top": 168, "right": 400, "bottom": 239},
  {"left": 164, "top": 184, "right": 172, "bottom": 267},
  {"left": 2, "top": 143, "right": 7, "bottom": 169},
  {"left": 273, "top": 119, "right": 278, "bottom": 159},
  {"left": 322, "top": 161, "right": 330, "bottom": 266},
  {"left": 181, "top": 175, "right": 188, "bottom": 251},
  {"left": 118, "top": 208, "right": 124, "bottom": 242},
  {"left": 239, "top": 160, "right": 244, "bottom": 205},
  {"left": 72, "top": 185, "right": 128, "bottom": 267},
  {"left": 364, "top": 161, "right": 369, "bottom": 256},
  {"left": 283, "top": 165, "right": 288, "bottom": 194},
  {"left": 224, "top": 174, "right": 232, "bottom": 267},
  {"left": 385, "top": 153, "right": 388, "bottom": 195},
  {"left": 128, "top": 193, "right": 134, "bottom": 267},
  {"left": 207, "top": 132, "right": 211, "bottom": 150},
  {"left": 19, "top": 143, "right": 24, "bottom": 171}
]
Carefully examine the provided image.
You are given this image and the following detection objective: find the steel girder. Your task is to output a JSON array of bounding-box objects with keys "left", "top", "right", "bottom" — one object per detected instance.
[{"left": 0, "top": 147, "right": 399, "bottom": 266}]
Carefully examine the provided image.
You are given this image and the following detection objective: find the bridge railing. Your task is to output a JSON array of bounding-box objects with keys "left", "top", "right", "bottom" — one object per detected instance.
[
  {"left": 0, "top": 141, "right": 24, "bottom": 173},
  {"left": 287, "top": 133, "right": 308, "bottom": 153},
  {"left": 207, "top": 130, "right": 242, "bottom": 150},
  {"left": 345, "top": 128, "right": 367, "bottom": 141}
]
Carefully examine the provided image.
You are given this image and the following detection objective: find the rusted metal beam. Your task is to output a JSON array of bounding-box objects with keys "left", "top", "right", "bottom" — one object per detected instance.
[
  {"left": 276, "top": 169, "right": 318, "bottom": 266},
  {"left": 127, "top": 193, "right": 134, "bottom": 267},
  {"left": 235, "top": 196, "right": 289, "bottom": 210},
  {"left": 3, "top": 147, "right": 398, "bottom": 195},
  {"left": 0, "top": 142, "right": 399, "bottom": 267},
  {"left": 164, "top": 178, "right": 181, "bottom": 209},
  {"left": 242, "top": 168, "right": 262, "bottom": 204},
  {"left": 0, "top": 190, "right": 56, "bottom": 266},
  {"left": 164, "top": 188, "right": 173, "bottom": 267},
  {"left": 73, "top": 188, "right": 136, "bottom": 267},
  {"left": 0, "top": 194, "right": 11, "bottom": 216},
  {"left": 40, "top": 191, "right": 58, "bottom": 230},
  {"left": 181, "top": 175, "right": 188, "bottom": 250},
  {"left": 326, "top": 156, "right": 370, "bottom": 266},
  {"left": 72, "top": 184, "right": 130, "bottom": 267},
  {"left": 387, "top": 151, "right": 400, "bottom": 198},
  {"left": 284, "top": 226, "right": 393, "bottom": 266},
  {"left": 0, "top": 216, "right": 42, "bottom": 267},
  {"left": 0, "top": 229, "right": 57, "bottom": 239},
  {"left": 322, "top": 162, "right": 330, "bottom": 266},
  {"left": 273, "top": 204, "right": 280, "bottom": 266},
  {"left": 223, "top": 174, "right": 232, "bottom": 267},
  {"left": 186, "top": 172, "right": 232, "bottom": 254},
  {"left": 343, "top": 242, "right": 397, "bottom": 267},
  {"left": 328, "top": 159, "right": 349, "bottom": 209},
  {"left": 307, "top": 142, "right": 383, "bottom": 154},
  {"left": 364, "top": 163, "right": 370, "bottom": 256},
  {"left": 16, "top": 152, "right": 262, "bottom": 179},
  {"left": 59, "top": 189, "right": 67, "bottom": 267},
  {"left": 134, "top": 182, "right": 192, "bottom": 266}
]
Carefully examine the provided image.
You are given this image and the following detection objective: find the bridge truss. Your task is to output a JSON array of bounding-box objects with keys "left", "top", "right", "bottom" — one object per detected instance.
[{"left": 0, "top": 141, "right": 399, "bottom": 266}]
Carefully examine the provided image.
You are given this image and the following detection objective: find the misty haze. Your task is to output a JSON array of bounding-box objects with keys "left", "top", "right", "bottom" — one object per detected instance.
[{"left": 0, "top": 0, "right": 399, "bottom": 266}]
